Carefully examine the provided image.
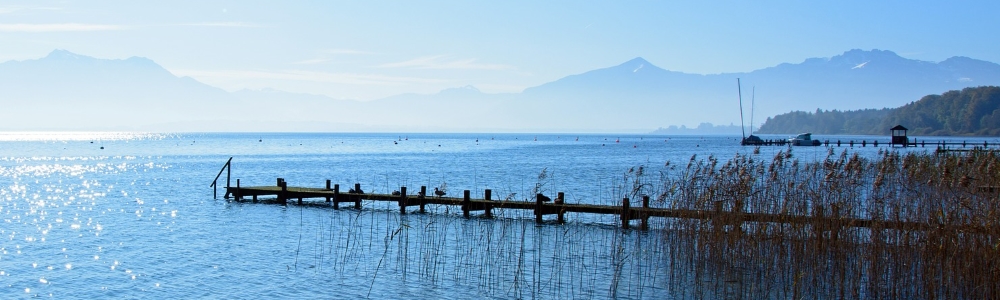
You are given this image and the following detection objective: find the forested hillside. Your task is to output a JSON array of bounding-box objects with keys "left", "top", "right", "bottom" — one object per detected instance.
[{"left": 756, "top": 86, "right": 1000, "bottom": 136}]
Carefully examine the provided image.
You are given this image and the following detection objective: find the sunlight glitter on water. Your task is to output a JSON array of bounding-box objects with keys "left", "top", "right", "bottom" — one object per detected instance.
[{"left": 0, "top": 132, "right": 169, "bottom": 142}]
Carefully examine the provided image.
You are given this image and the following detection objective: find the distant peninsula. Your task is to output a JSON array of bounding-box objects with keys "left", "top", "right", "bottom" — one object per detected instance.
[
  {"left": 650, "top": 123, "right": 747, "bottom": 135},
  {"left": 756, "top": 86, "right": 1000, "bottom": 136}
]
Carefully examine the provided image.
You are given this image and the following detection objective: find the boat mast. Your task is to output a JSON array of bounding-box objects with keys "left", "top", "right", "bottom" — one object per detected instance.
[
  {"left": 750, "top": 86, "right": 755, "bottom": 136},
  {"left": 738, "top": 78, "right": 745, "bottom": 141}
]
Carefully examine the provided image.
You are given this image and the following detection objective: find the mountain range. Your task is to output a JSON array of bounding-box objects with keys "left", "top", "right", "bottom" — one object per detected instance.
[{"left": 2, "top": 49, "right": 999, "bottom": 132}]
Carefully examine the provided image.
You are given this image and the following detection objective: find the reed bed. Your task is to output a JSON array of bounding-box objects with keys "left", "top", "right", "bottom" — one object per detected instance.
[
  {"left": 654, "top": 147, "right": 1000, "bottom": 299},
  {"left": 301, "top": 147, "right": 1000, "bottom": 298}
]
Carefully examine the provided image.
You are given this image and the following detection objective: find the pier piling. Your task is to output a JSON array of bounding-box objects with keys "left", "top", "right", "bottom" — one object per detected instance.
[
  {"left": 483, "top": 189, "right": 493, "bottom": 218},
  {"left": 333, "top": 184, "right": 340, "bottom": 209},
  {"left": 354, "top": 183, "right": 362, "bottom": 209},
  {"left": 622, "top": 197, "right": 631, "bottom": 229},
  {"left": 419, "top": 186, "right": 427, "bottom": 213},
  {"left": 325, "top": 180, "right": 331, "bottom": 202},
  {"left": 556, "top": 192, "right": 565, "bottom": 223},
  {"left": 462, "top": 190, "right": 471, "bottom": 218},
  {"left": 399, "top": 186, "right": 408, "bottom": 214},
  {"left": 535, "top": 194, "right": 543, "bottom": 224}
]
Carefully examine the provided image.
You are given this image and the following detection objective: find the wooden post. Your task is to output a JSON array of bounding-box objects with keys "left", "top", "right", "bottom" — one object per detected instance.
[
  {"left": 235, "top": 179, "right": 241, "bottom": 200},
  {"left": 225, "top": 160, "right": 231, "bottom": 199},
  {"left": 279, "top": 180, "right": 288, "bottom": 206},
  {"left": 556, "top": 192, "right": 565, "bottom": 224},
  {"left": 535, "top": 194, "right": 544, "bottom": 224},
  {"left": 325, "top": 180, "right": 331, "bottom": 202},
  {"left": 641, "top": 195, "right": 650, "bottom": 230},
  {"left": 419, "top": 186, "right": 427, "bottom": 213},
  {"left": 333, "top": 184, "right": 340, "bottom": 209},
  {"left": 354, "top": 183, "right": 362, "bottom": 209},
  {"left": 484, "top": 189, "right": 493, "bottom": 218},
  {"left": 462, "top": 190, "right": 471, "bottom": 219},
  {"left": 621, "top": 197, "right": 631, "bottom": 229},
  {"left": 399, "top": 186, "right": 407, "bottom": 214}
]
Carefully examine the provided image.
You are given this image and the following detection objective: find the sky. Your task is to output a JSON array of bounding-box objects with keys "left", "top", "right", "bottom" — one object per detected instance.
[{"left": 2, "top": 1, "right": 999, "bottom": 101}]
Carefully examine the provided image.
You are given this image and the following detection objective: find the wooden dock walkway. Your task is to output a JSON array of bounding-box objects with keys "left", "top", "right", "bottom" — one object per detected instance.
[
  {"left": 747, "top": 139, "right": 1000, "bottom": 149},
  {"left": 220, "top": 178, "right": 992, "bottom": 234}
]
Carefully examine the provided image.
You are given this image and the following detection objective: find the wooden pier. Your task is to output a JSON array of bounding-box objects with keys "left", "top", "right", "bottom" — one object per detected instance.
[
  {"left": 219, "top": 177, "right": 993, "bottom": 234},
  {"left": 745, "top": 138, "right": 1000, "bottom": 149}
]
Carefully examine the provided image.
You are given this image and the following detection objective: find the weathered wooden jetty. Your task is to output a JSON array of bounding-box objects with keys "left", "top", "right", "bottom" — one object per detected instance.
[
  {"left": 221, "top": 178, "right": 994, "bottom": 234},
  {"left": 227, "top": 177, "right": 663, "bottom": 230},
  {"left": 211, "top": 160, "right": 991, "bottom": 234},
  {"left": 745, "top": 138, "right": 999, "bottom": 149},
  {"left": 747, "top": 125, "right": 1000, "bottom": 149}
]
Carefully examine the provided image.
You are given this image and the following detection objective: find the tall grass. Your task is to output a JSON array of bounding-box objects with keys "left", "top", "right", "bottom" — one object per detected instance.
[
  {"left": 306, "top": 147, "right": 999, "bottom": 298},
  {"left": 655, "top": 147, "right": 1000, "bottom": 298}
]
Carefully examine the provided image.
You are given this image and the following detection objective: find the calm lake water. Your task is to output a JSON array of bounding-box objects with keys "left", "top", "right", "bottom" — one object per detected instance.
[{"left": 0, "top": 132, "right": 993, "bottom": 299}]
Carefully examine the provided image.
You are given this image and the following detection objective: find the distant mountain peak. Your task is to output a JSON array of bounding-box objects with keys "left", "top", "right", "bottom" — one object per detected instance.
[
  {"left": 835, "top": 49, "right": 905, "bottom": 63},
  {"left": 623, "top": 57, "right": 649, "bottom": 65},
  {"left": 45, "top": 49, "right": 89, "bottom": 60},
  {"left": 618, "top": 57, "right": 651, "bottom": 69},
  {"left": 608, "top": 57, "right": 666, "bottom": 75}
]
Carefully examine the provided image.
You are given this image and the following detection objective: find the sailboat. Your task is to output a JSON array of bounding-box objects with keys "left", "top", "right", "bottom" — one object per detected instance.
[{"left": 738, "top": 78, "right": 763, "bottom": 146}]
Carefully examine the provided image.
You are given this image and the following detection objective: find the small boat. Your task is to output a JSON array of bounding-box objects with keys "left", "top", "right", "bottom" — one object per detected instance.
[
  {"left": 788, "top": 133, "right": 821, "bottom": 146},
  {"left": 741, "top": 135, "right": 764, "bottom": 146}
]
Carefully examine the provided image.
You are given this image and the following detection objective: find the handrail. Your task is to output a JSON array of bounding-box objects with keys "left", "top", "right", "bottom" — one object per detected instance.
[{"left": 210, "top": 157, "right": 233, "bottom": 199}]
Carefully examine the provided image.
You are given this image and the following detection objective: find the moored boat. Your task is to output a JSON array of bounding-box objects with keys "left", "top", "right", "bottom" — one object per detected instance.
[
  {"left": 788, "top": 133, "right": 821, "bottom": 146},
  {"left": 741, "top": 134, "right": 764, "bottom": 146}
]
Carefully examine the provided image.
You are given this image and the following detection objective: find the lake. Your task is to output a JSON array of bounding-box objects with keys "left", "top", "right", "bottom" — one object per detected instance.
[{"left": 0, "top": 132, "right": 992, "bottom": 298}]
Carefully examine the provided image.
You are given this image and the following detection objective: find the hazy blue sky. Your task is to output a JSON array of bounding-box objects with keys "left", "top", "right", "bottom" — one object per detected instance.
[{"left": 2, "top": 1, "right": 997, "bottom": 100}]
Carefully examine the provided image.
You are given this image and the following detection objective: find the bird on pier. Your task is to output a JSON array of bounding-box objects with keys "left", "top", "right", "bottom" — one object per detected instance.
[
  {"left": 434, "top": 187, "right": 446, "bottom": 197},
  {"left": 537, "top": 193, "right": 552, "bottom": 202},
  {"left": 392, "top": 190, "right": 401, "bottom": 196}
]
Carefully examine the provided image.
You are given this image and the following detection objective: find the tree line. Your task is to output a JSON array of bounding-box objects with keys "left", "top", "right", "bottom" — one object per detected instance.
[{"left": 756, "top": 86, "right": 1000, "bottom": 136}]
